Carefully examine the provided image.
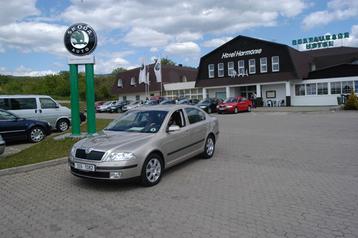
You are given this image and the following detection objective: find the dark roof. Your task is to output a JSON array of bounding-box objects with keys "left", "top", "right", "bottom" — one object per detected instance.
[
  {"left": 305, "top": 63, "right": 358, "bottom": 79},
  {"left": 111, "top": 64, "right": 197, "bottom": 94}
]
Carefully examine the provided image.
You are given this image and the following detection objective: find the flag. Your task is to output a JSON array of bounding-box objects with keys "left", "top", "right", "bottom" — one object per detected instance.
[
  {"left": 139, "top": 59, "right": 146, "bottom": 84},
  {"left": 154, "top": 59, "right": 162, "bottom": 82}
]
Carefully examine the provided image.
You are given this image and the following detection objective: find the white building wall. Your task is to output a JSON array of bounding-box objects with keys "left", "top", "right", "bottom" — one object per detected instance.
[
  {"left": 261, "top": 83, "right": 286, "bottom": 101},
  {"left": 291, "top": 76, "right": 358, "bottom": 106},
  {"left": 207, "top": 88, "right": 225, "bottom": 98}
]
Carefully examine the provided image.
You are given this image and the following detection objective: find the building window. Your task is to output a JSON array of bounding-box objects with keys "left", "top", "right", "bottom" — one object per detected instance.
[
  {"left": 306, "top": 83, "right": 317, "bottom": 95},
  {"left": 355, "top": 81, "right": 358, "bottom": 93},
  {"left": 130, "top": 77, "right": 136, "bottom": 86},
  {"left": 180, "top": 75, "right": 187, "bottom": 82},
  {"left": 238, "top": 60, "right": 245, "bottom": 76},
  {"left": 272, "top": 56, "right": 280, "bottom": 72},
  {"left": 136, "top": 95, "right": 140, "bottom": 101},
  {"left": 117, "top": 79, "right": 123, "bottom": 88},
  {"left": 342, "top": 81, "right": 353, "bottom": 94},
  {"left": 295, "top": 84, "right": 305, "bottom": 96},
  {"left": 208, "top": 64, "right": 214, "bottom": 78},
  {"left": 123, "top": 96, "right": 127, "bottom": 101},
  {"left": 228, "top": 61, "right": 234, "bottom": 76},
  {"left": 249, "top": 59, "right": 256, "bottom": 74},
  {"left": 317, "top": 83, "right": 328, "bottom": 95},
  {"left": 260, "top": 57, "right": 267, "bottom": 73},
  {"left": 331, "top": 82, "right": 342, "bottom": 94},
  {"left": 218, "top": 63, "right": 224, "bottom": 77}
]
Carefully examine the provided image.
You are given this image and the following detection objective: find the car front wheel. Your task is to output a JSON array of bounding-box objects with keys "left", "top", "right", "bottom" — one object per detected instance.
[
  {"left": 247, "top": 106, "right": 251, "bottom": 112},
  {"left": 234, "top": 107, "right": 238, "bottom": 114},
  {"left": 140, "top": 153, "right": 163, "bottom": 186},
  {"left": 56, "top": 119, "right": 70, "bottom": 132},
  {"left": 28, "top": 127, "right": 45, "bottom": 143},
  {"left": 203, "top": 135, "right": 215, "bottom": 159}
]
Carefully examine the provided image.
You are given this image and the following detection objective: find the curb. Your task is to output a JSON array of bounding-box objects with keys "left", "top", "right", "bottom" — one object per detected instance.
[{"left": 0, "top": 157, "right": 68, "bottom": 177}]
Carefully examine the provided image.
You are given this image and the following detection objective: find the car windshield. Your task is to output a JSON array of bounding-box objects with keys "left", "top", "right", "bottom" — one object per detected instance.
[
  {"left": 224, "top": 97, "right": 237, "bottom": 103},
  {"left": 104, "top": 110, "right": 168, "bottom": 133}
]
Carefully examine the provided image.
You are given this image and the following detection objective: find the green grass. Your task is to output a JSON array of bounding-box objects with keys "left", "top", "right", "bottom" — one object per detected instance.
[
  {"left": 0, "top": 119, "right": 112, "bottom": 170},
  {"left": 60, "top": 101, "right": 87, "bottom": 112}
]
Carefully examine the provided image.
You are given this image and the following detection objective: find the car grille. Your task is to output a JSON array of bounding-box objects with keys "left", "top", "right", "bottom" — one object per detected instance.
[
  {"left": 71, "top": 167, "right": 109, "bottom": 178},
  {"left": 75, "top": 149, "right": 105, "bottom": 161}
]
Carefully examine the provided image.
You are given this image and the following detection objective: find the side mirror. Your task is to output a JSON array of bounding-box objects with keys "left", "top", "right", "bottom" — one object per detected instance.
[{"left": 168, "top": 125, "right": 180, "bottom": 132}]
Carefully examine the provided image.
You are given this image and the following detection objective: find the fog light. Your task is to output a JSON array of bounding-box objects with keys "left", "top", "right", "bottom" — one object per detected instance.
[{"left": 110, "top": 171, "right": 122, "bottom": 179}]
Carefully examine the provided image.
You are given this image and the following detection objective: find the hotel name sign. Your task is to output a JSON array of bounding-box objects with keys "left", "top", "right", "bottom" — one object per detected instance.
[
  {"left": 292, "top": 32, "right": 349, "bottom": 50},
  {"left": 221, "top": 49, "right": 262, "bottom": 59}
]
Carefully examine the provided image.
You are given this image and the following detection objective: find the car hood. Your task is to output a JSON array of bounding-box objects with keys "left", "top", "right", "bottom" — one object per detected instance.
[{"left": 75, "top": 130, "right": 155, "bottom": 152}]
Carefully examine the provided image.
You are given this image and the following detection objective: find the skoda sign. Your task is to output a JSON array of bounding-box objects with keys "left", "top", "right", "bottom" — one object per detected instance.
[{"left": 64, "top": 23, "right": 97, "bottom": 56}]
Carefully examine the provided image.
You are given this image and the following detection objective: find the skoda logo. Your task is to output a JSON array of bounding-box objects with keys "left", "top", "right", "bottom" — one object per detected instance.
[
  {"left": 64, "top": 23, "right": 97, "bottom": 56},
  {"left": 85, "top": 147, "right": 93, "bottom": 154}
]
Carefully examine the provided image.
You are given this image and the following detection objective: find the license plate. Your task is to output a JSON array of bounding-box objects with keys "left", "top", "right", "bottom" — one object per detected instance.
[{"left": 74, "top": 162, "right": 96, "bottom": 172}]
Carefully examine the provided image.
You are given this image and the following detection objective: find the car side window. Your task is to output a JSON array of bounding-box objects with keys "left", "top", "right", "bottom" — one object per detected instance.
[
  {"left": 168, "top": 110, "right": 185, "bottom": 128},
  {"left": 185, "top": 108, "right": 206, "bottom": 124},
  {"left": 0, "top": 99, "right": 11, "bottom": 110},
  {"left": 0, "top": 111, "right": 16, "bottom": 120},
  {"left": 10, "top": 98, "right": 36, "bottom": 110},
  {"left": 40, "top": 98, "right": 57, "bottom": 109}
]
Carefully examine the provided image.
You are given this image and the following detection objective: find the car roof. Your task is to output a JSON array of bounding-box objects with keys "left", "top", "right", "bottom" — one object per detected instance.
[
  {"left": 136, "top": 104, "right": 195, "bottom": 112},
  {"left": 0, "top": 95, "right": 52, "bottom": 98}
]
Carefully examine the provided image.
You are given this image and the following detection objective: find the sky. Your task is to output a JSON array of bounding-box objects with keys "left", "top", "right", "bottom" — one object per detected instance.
[{"left": 0, "top": 0, "right": 357, "bottom": 76}]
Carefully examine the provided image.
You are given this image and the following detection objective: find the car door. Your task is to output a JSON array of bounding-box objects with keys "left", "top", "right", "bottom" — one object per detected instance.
[
  {"left": 38, "top": 97, "right": 61, "bottom": 127},
  {"left": 0, "top": 110, "right": 27, "bottom": 142},
  {"left": 238, "top": 97, "right": 248, "bottom": 111},
  {"left": 161, "top": 109, "right": 192, "bottom": 166},
  {"left": 183, "top": 107, "right": 208, "bottom": 153}
]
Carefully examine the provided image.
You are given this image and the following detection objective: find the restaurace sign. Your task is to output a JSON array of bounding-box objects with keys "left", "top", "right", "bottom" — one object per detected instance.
[
  {"left": 64, "top": 23, "right": 97, "bottom": 56},
  {"left": 292, "top": 32, "right": 349, "bottom": 50},
  {"left": 221, "top": 49, "right": 262, "bottom": 59}
]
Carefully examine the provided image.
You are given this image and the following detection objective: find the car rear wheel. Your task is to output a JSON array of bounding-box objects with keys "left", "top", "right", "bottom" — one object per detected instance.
[
  {"left": 207, "top": 107, "right": 212, "bottom": 114},
  {"left": 141, "top": 153, "right": 163, "bottom": 186},
  {"left": 28, "top": 127, "right": 45, "bottom": 143},
  {"left": 203, "top": 134, "right": 215, "bottom": 159},
  {"left": 234, "top": 107, "right": 238, "bottom": 114},
  {"left": 56, "top": 119, "right": 69, "bottom": 132}
]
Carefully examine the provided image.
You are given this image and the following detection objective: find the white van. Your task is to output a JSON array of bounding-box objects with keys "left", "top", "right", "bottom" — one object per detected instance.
[{"left": 0, "top": 95, "right": 71, "bottom": 132}]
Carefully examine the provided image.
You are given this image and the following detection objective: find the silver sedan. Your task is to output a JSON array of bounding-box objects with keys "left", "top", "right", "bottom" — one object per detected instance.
[{"left": 68, "top": 105, "right": 219, "bottom": 186}]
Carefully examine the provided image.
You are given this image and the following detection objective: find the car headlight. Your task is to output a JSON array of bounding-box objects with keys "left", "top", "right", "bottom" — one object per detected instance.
[
  {"left": 103, "top": 152, "right": 136, "bottom": 161},
  {"left": 226, "top": 105, "right": 233, "bottom": 108},
  {"left": 70, "top": 146, "right": 77, "bottom": 157}
]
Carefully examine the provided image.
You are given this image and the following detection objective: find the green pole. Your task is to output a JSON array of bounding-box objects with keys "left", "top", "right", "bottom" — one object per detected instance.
[
  {"left": 69, "top": 64, "right": 81, "bottom": 136},
  {"left": 85, "top": 63, "right": 96, "bottom": 135}
]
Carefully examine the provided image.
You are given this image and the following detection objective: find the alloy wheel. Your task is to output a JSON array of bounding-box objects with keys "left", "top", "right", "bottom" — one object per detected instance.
[{"left": 145, "top": 158, "right": 162, "bottom": 183}]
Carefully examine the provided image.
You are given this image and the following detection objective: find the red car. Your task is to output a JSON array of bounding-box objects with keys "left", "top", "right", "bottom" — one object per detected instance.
[{"left": 217, "top": 96, "right": 252, "bottom": 114}]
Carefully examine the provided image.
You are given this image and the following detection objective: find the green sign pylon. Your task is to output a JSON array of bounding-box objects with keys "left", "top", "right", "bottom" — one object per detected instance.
[{"left": 69, "top": 61, "right": 96, "bottom": 136}]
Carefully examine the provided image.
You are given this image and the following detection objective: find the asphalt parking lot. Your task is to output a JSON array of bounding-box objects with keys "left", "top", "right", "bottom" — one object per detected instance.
[{"left": 1, "top": 111, "right": 358, "bottom": 238}]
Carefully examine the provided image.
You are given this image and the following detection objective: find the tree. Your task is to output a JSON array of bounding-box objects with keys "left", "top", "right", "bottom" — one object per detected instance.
[
  {"left": 112, "top": 67, "right": 127, "bottom": 75},
  {"left": 160, "top": 57, "right": 176, "bottom": 66},
  {"left": 344, "top": 91, "right": 358, "bottom": 110}
]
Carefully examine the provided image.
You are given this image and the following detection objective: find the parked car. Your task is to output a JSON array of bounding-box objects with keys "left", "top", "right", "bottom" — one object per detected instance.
[
  {"left": 159, "top": 99, "right": 176, "bottom": 105},
  {"left": 144, "top": 99, "right": 159, "bottom": 105},
  {"left": 0, "top": 134, "right": 5, "bottom": 155},
  {"left": 96, "top": 101, "right": 116, "bottom": 112},
  {"left": 108, "top": 101, "right": 130, "bottom": 113},
  {"left": 0, "top": 95, "right": 71, "bottom": 132},
  {"left": 95, "top": 101, "right": 105, "bottom": 111},
  {"left": 197, "top": 98, "right": 221, "bottom": 113},
  {"left": 217, "top": 96, "right": 252, "bottom": 114},
  {"left": 122, "top": 101, "right": 142, "bottom": 112},
  {"left": 177, "top": 98, "right": 199, "bottom": 105},
  {"left": 0, "top": 109, "right": 52, "bottom": 143},
  {"left": 69, "top": 105, "right": 219, "bottom": 186}
]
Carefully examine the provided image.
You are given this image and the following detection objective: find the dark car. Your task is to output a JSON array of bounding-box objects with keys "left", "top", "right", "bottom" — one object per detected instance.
[
  {"left": 197, "top": 98, "right": 221, "bottom": 113},
  {"left": 177, "top": 98, "right": 200, "bottom": 105},
  {"left": 0, "top": 109, "right": 52, "bottom": 143},
  {"left": 108, "top": 101, "right": 130, "bottom": 113}
]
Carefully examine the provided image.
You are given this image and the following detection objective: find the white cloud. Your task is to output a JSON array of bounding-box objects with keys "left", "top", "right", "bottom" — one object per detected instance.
[
  {"left": 94, "top": 51, "right": 132, "bottom": 74},
  {"left": 342, "top": 25, "right": 358, "bottom": 47},
  {"left": 302, "top": 0, "right": 358, "bottom": 30},
  {"left": 202, "top": 37, "right": 233, "bottom": 48},
  {"left": 176, "top": 32, "right": 202, "bottom": 42},
  {"left": 165, "top": 42, "right": 200, "bottom": 56},
  {"left": 0, "top": 0, "right": 39, "bottom": 26},
  {"left": 0, "top": 22, "right": 67, "bottom": 55},
  {"left": 61, "top": 0, "right": 306, "bottom": 35},
  {"left": 0, "top": 65, "right": 58, "bottom": 76},
  {"left": 123, "top": 27, "right": 171, "bottom": 47}
]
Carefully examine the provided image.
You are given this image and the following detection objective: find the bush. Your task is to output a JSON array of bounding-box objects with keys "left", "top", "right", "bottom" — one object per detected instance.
[
  {"left": 254, "top": 97, "right": 263, "bottom": 107},
  {"left": 344, "top": 91, "right": 358, "bottom": 110}
]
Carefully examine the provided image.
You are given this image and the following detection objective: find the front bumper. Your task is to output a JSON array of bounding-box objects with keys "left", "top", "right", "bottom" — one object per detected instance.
[
  {"left": 68, "top": 158, "right": 141, "bottom": 180},
  {"left": 217, "top": 107, "right": 234, "bottom": 113}
]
